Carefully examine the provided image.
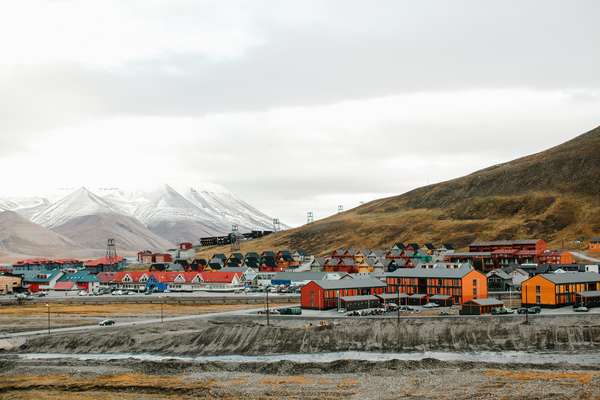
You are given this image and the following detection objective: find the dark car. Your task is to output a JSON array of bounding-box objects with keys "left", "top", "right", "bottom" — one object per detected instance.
[
  {"left": 517, "top": 306, "right": 541, "bottom": 314},
  {"left": 99, "top": 319, "right": 115, "bottom": 326}
]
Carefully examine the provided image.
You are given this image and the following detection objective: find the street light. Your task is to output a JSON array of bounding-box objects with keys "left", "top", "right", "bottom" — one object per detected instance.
[
  {"left": 265, "top": 285, "right": 270, "bottom": 326},
  {"left": 46, "top": 303, "right": 50, "bottom": 335},
  {"left": 159, "top": 296, "right": 165, "bottom": 323}
]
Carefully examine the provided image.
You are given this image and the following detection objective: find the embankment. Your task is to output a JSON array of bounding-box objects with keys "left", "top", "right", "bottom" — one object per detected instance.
[{"left": 11, "top": 314, "right": 600, "bottom": 355}]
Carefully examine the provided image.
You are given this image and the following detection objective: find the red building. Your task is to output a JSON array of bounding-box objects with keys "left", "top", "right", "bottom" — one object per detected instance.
[
  {"left": 179, "top": 242, "right": 193, "bottom": 250},
  {"left": 469, "top": 239, "right": 547, "bottom": 254},
  {"left": 301, "top": 278, "right": 386, "bottom": 310},
  {"left": 446, "top": 239, "right": 570, "bottom": 272}
]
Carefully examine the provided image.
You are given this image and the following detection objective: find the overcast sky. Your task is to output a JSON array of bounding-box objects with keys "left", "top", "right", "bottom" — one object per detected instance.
[{"left": 1, "top": 0, "right": 599, "bottom": 226}]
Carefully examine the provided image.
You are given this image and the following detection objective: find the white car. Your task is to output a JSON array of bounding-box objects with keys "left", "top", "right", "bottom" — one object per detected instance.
[
  {"left": 78, "top": 290, "right": 89, "bottom": 296},
  {"left": 423, "top": 302, "right": 439, "bottom": 308}
]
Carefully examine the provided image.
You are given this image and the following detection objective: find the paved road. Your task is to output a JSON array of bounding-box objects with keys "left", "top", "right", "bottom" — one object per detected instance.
[
  {"left": 0, "top": 307, "right": 266, "bottom": 340},
  {"left": 571, "top": 251, "right": 600, "bottom": 263}
]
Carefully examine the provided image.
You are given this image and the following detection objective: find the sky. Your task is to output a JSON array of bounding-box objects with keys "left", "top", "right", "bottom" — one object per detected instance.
[{"left": 1, "top": 0, "right": 599, "bottom": 227}]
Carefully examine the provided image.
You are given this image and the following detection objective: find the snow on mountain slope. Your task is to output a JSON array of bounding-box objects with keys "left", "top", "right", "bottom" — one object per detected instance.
[
  {"left": 32, "top": 187, "right": 125, "bottom": 229},
  {"left": 0, "top": 197, "right": 50, "bottom": 219},
  {"left": 5, "top": 183, "right": 281, "bottom": 250},
  {"left": 129, "top": 184, "right": 230, "bottom": 243},
  {"left": 183, "top": 184, "right": 276, "bottom": 231}
]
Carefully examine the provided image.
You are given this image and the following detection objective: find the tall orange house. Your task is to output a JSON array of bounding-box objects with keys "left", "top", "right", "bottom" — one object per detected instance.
[
  {"left": 590, "top": 238, "right": 600, "bottom": 253},
  {"left": 385, "top": 266, "right": 488, "bottom": 305},
  {"left": 521, "top": 272, "right": 600, "bottom": 307}
]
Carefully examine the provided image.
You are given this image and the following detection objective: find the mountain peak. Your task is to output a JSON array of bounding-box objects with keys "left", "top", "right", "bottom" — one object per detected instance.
[{"left": 32, "top": 187, "right": 123, "bottom": 228}]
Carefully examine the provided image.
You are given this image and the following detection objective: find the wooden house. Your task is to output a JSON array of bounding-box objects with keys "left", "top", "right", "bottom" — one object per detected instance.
[
  {"left": 521, "top": 272, "right": 600, "bottom": 307},
  {"left": 460, "top": 298, "right": 504, "bottom": 315},
  {"left": 301, "top": 278, "right": 386, "bottom": 310},
  {"left": 386, "top": 265, "right": 488, "bottom": 305}
]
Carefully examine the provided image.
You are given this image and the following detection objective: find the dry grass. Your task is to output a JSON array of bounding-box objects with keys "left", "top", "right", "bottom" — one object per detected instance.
[
  {"left": 484, "top": 369, "right": 598, "bottom": 385},
  {"left": 194, "top": 193, "right": 598, "bottom": 257}
]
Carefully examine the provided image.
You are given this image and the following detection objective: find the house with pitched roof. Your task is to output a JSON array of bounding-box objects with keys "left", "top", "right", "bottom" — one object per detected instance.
[
  {"left": 386, "top": 265, "right": 488, "bottom": 305},
  {"left": 521, "top": 272, "right": 600, "bottom": 307}
]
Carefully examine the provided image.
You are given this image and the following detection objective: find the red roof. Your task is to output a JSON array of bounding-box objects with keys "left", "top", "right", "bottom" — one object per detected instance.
[
  {"left": 199, "top": 271, "right": 241, "bottom": 283},
  {"left": 96, "top": 272, "right": 118, "bottom": 283},
  {"left": 150, "top": 272, "right": 200, "bottom": 283},
  {"left": 53, "top": 281, "right": 77, "bottom": 290},
  {"left": 112, "top": 271, "right": 149, "bottom": 283},
  {"left": 84, "top": 256, "right": 125, "bottom": 267},
  {"left": 15, "top": 258, "right": 81, "bottom": 265}
]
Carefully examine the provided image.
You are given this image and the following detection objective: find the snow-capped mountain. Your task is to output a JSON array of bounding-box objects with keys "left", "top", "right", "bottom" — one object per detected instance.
[
  {"left": 32, "top": 187, "right": 124, "bottom": 229},
  {"left": 0, "top": 197, "right": 50, "bottom": 219},
  {"left": 183, "top": 184, "right": 275, "bottom": 231},
  {"left": 0, "top": 183, "right": 280, "bottom": 253}
]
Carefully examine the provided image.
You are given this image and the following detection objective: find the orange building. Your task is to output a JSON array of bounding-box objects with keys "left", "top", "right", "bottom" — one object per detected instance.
[
  {"left": 386, "top": 265, "right": 488, "bottom": 305},
  {"left": 521, "top": 272, "right": 600, "bottom": 307},
  {"left": 590, "top": 238, "right": 600, "bottom": 253}
]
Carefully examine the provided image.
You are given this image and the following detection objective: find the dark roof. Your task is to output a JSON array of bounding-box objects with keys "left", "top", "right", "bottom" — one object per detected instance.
[
  {"left": 388, "top": 265, "right": 475, "bottom": 279},
  {"left": 487, "top": 270, "right": 511, "bottom": 280},
  {"left": 577, "top": 290, "right": 600, "bottom": 297},
  {"left": 272, "top": 272, "right": 328, "bottom": 281},
  {"left": 429, "top": 294, "right": 452, "bottom": 300},
  {"left": 443, "top": 243, "right": 455, "bottom": 250},
  {"left": 466, "top": 298, "right": 504, "bottom": 306},
  {"left": 340, "top": 295, "right": 379, "bottom": 302},
  {"left": 424, "top": 243, "right": 435, "bottom": 250},
  {"left": 470, "top": 240, "right": 541, "bottom": 246},
  {"left": 539, "top": 272, "right": 600, "bottom": 284},
  {"left": 590, "top": 237, "right": 600, "bottom": 243},
  {"left": 449, "top": 252, "right": 492, "bottom": 257},
  {"left": 376, "top": 293, "right": 409, "bottom": 300},
  {"left": 313, "top": 277, "right": 387, "bottom": 290}
]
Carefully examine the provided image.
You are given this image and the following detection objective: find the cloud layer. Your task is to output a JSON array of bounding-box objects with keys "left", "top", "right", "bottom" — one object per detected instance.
[{"left": 1, "top": 1, "right": 599, "bottom": 225}]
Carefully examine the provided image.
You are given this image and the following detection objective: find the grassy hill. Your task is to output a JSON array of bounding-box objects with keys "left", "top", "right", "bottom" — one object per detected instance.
[{"left": 198, "top": 125, "right": 600, "bottom": 257}]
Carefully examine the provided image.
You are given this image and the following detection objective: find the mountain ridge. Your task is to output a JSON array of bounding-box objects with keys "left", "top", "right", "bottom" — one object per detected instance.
[{"left": 197, "top": 125, "right": 600, "bottom": 256}]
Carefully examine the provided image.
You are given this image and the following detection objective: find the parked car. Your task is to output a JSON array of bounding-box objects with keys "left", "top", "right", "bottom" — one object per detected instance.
[
  {"left": 99, "top": 319, "right": 115, "bottom": 326},
  {"left": 517, "top": 306, "right": 541, "bottom": 314},
  {"left": 111, "top": 290, "right": 123, "bottom": 296},
  {"left": 35, "top": 291, "right": 47, "bottom": 297},
  {"left": 574, "top": 306, "right": 590, "bottom": 312},
  {"left": 492, "top": 307, "right": 515, "bottom": 315},
  {"left": 78, "top": 290, "right": 88, "bottom": 296},
  {"left": 423, "top": 302, "right": 439, "bottom": 309}
]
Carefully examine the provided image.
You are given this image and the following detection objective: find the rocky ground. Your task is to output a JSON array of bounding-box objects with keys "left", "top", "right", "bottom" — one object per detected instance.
[
  {"left": 5, "top": 313, "right": 600, "bottom": 355},
  {"left": 1, "top": 357, "right": 600, "bottom": 399},
  {"left": 2, "top": 314, "right": 600, "bottom": 398}
]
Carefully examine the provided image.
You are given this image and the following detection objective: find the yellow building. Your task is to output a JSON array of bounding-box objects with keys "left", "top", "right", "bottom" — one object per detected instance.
[{"left": 0, "top": 275, "right": 22, "bottom": 295}]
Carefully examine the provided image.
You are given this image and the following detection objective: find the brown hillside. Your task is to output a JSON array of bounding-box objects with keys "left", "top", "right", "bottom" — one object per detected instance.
[{"left": 197, "top": 125, "right": 600, "bottom": 257}]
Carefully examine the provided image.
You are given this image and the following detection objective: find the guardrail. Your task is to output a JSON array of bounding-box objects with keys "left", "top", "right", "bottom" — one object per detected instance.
[{"left": 0, "top": 295, "right": 300, "bottom": 306}]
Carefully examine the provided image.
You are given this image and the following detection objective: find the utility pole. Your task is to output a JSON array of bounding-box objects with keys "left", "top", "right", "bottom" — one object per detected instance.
[
  {"left": 46, "top": 303, "right": 50, "bottom": 335},
  {"left": 525, "top": 286, "right": 529, "bottom": 325},
  {"left": 266, "top": 286, "right": 270, "bottom": 326},
  {"left": 160, "top": 296, "right": 165, "bottom": 323},
  {"left": 397, "top": 284, "right": 400, "bottom": 326}
]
